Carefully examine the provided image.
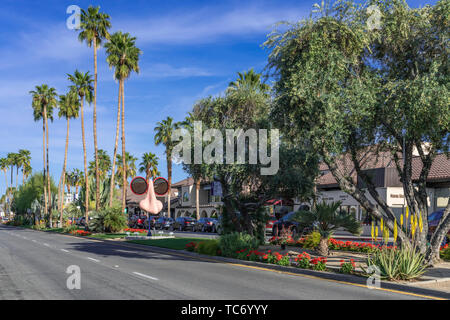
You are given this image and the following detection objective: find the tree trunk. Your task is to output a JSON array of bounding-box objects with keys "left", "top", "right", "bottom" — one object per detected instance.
[
  {"left": 317, "top": 237, "right": 329, "bottom": 256},
  {"left": 4, "top": 171, "right": 9, "bottom": 216},
  {"left": 60, "top": 117, "right": 70, "bottom": 227},
  {"left": 425, "top": 203, "right": 450, "bottom": 266},
  {"left": 167, "top": 155, "right": 172, "bottom": 218},
  {"left": 42, "top": 105, "right": 48, "bottom": 224},
  {"left": 121, "top": 82, "right": 126, "bottom": 214},
  {"left": 45, "top": 108, "right": 52, "bottom": 227},
  {"left": 195, "top": 178, "right": 200, "bottom": 220},
  {"left": 93, "top": 37, "right": 100, "bottom": 212},
  {"left": 109, "top": 80, "right": 122, "bottom": 207},
  {"left": 80, "top": 97, "right": 89, "bottom": 221}
]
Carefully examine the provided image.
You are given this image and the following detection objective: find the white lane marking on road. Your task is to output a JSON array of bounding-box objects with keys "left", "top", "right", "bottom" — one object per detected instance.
[
  {"left": 61, "top": 249, "right": 69, "bottom": 253},
  {"left": 32, "top": 240, "right": 37, "bottom": 243},
  {"left": 132, "top": 272, "right": 159, "bottom": 281},
  {"left": 43, "top": 243, "right": 50, "bottom": 247},
  {"left": 86, "top": 257, "right": 100, "bottom": 263}
]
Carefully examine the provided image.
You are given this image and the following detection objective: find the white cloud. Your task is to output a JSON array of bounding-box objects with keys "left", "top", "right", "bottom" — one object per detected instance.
[{"left": 117, "top": 4, "right": 305, "bottom": 45}]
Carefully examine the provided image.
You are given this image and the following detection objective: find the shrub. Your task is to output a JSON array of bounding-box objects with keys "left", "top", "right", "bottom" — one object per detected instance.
[
  {"left": 64, "top": 224, "right": 78, "bottom": 234},
  {"left": 294, "top": 252, "right": 311, "bottom": 269},
  {"left": 310, "top": 257, "right": 327, "bottom": 271},
  {"left": 32, "top": 220, "right": 46, "bottom": 230},
  {"left": 185, "top": 241, "right": 198, "bottom": 252},
  {"left": 441, "top": 244, "right": 450, "bottom": 261},
  {"left": 195, "top": 240, "right": 220, "bottom": 256},
  {"left": 340, "top": 259, "right": 356, "bottom": 274},
  {"left": 277, "top": 255, "right": 290, "bottom": 266},
  {"left": 303, "top": 231, "right": 321, "bottom": 249},
  {"left": 219, "top": 232, "right": 260, "bottom": 258},
  {"left": 365, "top": 246, "right": 427, "bottom": 281},
  {"left": 89, "top": 207, "right": 127, "bottom": 233}
]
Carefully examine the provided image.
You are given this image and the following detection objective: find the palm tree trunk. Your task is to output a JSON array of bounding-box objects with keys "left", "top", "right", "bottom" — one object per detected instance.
[
  {"left": 80, "top": 97, "right": 89, "bottom": 221},
  {"left": 60, "top": 117, "right": 70, "bottom": 227},
  {"left": 167, "top": 155, "right": 172, "bottom": 218},
  {"left": 93, "top": 37, "right": 100, "bottom": 212},
  {"left": 109, "top": 80, "right": 122, "bottom": 207},
  {"left": 121, "top": 82, "right": 126, "bottom": 214},
  {"left": 4, "top": 171, "right": 9, "bottom": 215},
  {"left": 15, "top": 167, "right": 18, "bottom": 190},
  {"left": 42, "top": 106, "right": 48, "bottom": 224},
  {"left": 317, "top": 237, "right": 329, "bottom": 256},
  {"left": 45, "top": 108, "right": 52, "bottom": 227},
  {"left": 196, "top": 178, "right": 200, "bottom": 220}
]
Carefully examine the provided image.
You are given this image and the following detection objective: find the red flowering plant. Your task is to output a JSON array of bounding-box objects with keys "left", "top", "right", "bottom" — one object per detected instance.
[
  {"left": 328, "top": 238, "right": 378, "bottom": 253},
  {"left": 269, "top": 236, "right": 281, "bottom": 245},
  {"left": 185, "top": 241, "right": 198, "bottom": 252},
  {"left": 340, "top": 259, "right": 356, "bottom": 274},
  {"left": 440, "top": 243, "right": 450, "bottom": 261},
  {"left": 310, "top": 257, "right": 327, "bottom": 271},
  {"left": 294, "top": 252, "right": 311, "bottom": 269},
  {"left": 124, "top": 228, "right": 147, "bottom": 234},
  {"left": 71, "top": 230, "right": 91, "bottom": 236}
]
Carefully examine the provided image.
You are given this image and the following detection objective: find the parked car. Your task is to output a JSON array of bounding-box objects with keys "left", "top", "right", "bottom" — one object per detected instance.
[
  {"left": 76, "top": 217, "right": 86, "bottom": 226},
  {"left": 265, "top": 216, "right": 278, "bottom": 234},
  {"left": 272, "top": 211, "right": 308, "bottom": 237},
  {"left": 194, "top": 217, "right": 217, "bottom": 232},
  {"left": 154, "top": 217, "right": 175, "bottom": 230},
  {"left": 172, "top": 217, "right": 196, "bottom": 231},
  {"left": 428, "top": 209, "right": 450, "bottom": 244}
]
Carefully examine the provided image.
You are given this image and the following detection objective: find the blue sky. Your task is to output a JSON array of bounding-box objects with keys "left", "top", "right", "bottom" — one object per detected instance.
[{"left": 0, "top": 0, "right": 435, "bottom": 196}]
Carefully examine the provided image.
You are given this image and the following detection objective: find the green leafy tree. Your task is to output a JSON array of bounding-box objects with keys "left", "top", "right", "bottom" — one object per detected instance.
[
  {"left": 78, "top": 5, "right": 111, "bottom": 211},
  {"left": 265, "top": 0, "right": 449, "bottom": 264}
]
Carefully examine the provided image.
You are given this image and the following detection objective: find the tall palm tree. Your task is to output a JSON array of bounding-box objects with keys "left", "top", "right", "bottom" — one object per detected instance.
[
  {"left": 104, "top": 31, "right": 142, "bottom": 211},
  {"left": 18, "top": 150, "right": 31, "bottom": 186},
  {"left": 68, "top": 71, "right": 94, "bottom": 221},
  {"left": 68, "top": 169, "right": 83, "bottom": 196},
  {"left": 115, "top": 152, "right": 138, "bottom": 188},
  {"left": 22, "top": 163, "right": 32, "bottom": 182},
  {"left": 6, "top": 153, "right": 18, "bottom": 189},
  {"left": 154, "top": 117, "right": 180, "bottom": 217},
  {"left": 30, "top": 84, "right": 57, "bottom": 221},
  {"left": 88, "top": 149, "right": 111, "bottom": 181},
  {"left": 57, "top": 88, "right": 80, "bottom": 226},
  {"left": 78, "top": 5, "right": 111, "bottom": 211},
  {"left": 227, "top": 68, "right": 270, "bottom": 95},
  {"left": 0, "top": 158, "right": 9, "bottom": 213},
  {"left": 139, "top": 152, "right": 160, "bottom": 182}
]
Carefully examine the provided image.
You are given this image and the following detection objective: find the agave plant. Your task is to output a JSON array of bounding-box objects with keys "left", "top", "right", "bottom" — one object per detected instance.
[{"left": 365, "top": 246, "right": 427, "bottom": 281}]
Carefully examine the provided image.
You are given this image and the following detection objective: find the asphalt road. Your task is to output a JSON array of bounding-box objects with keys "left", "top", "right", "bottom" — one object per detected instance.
[{"left": 0, "top": 225, "right": 433, "bottom": 300}]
